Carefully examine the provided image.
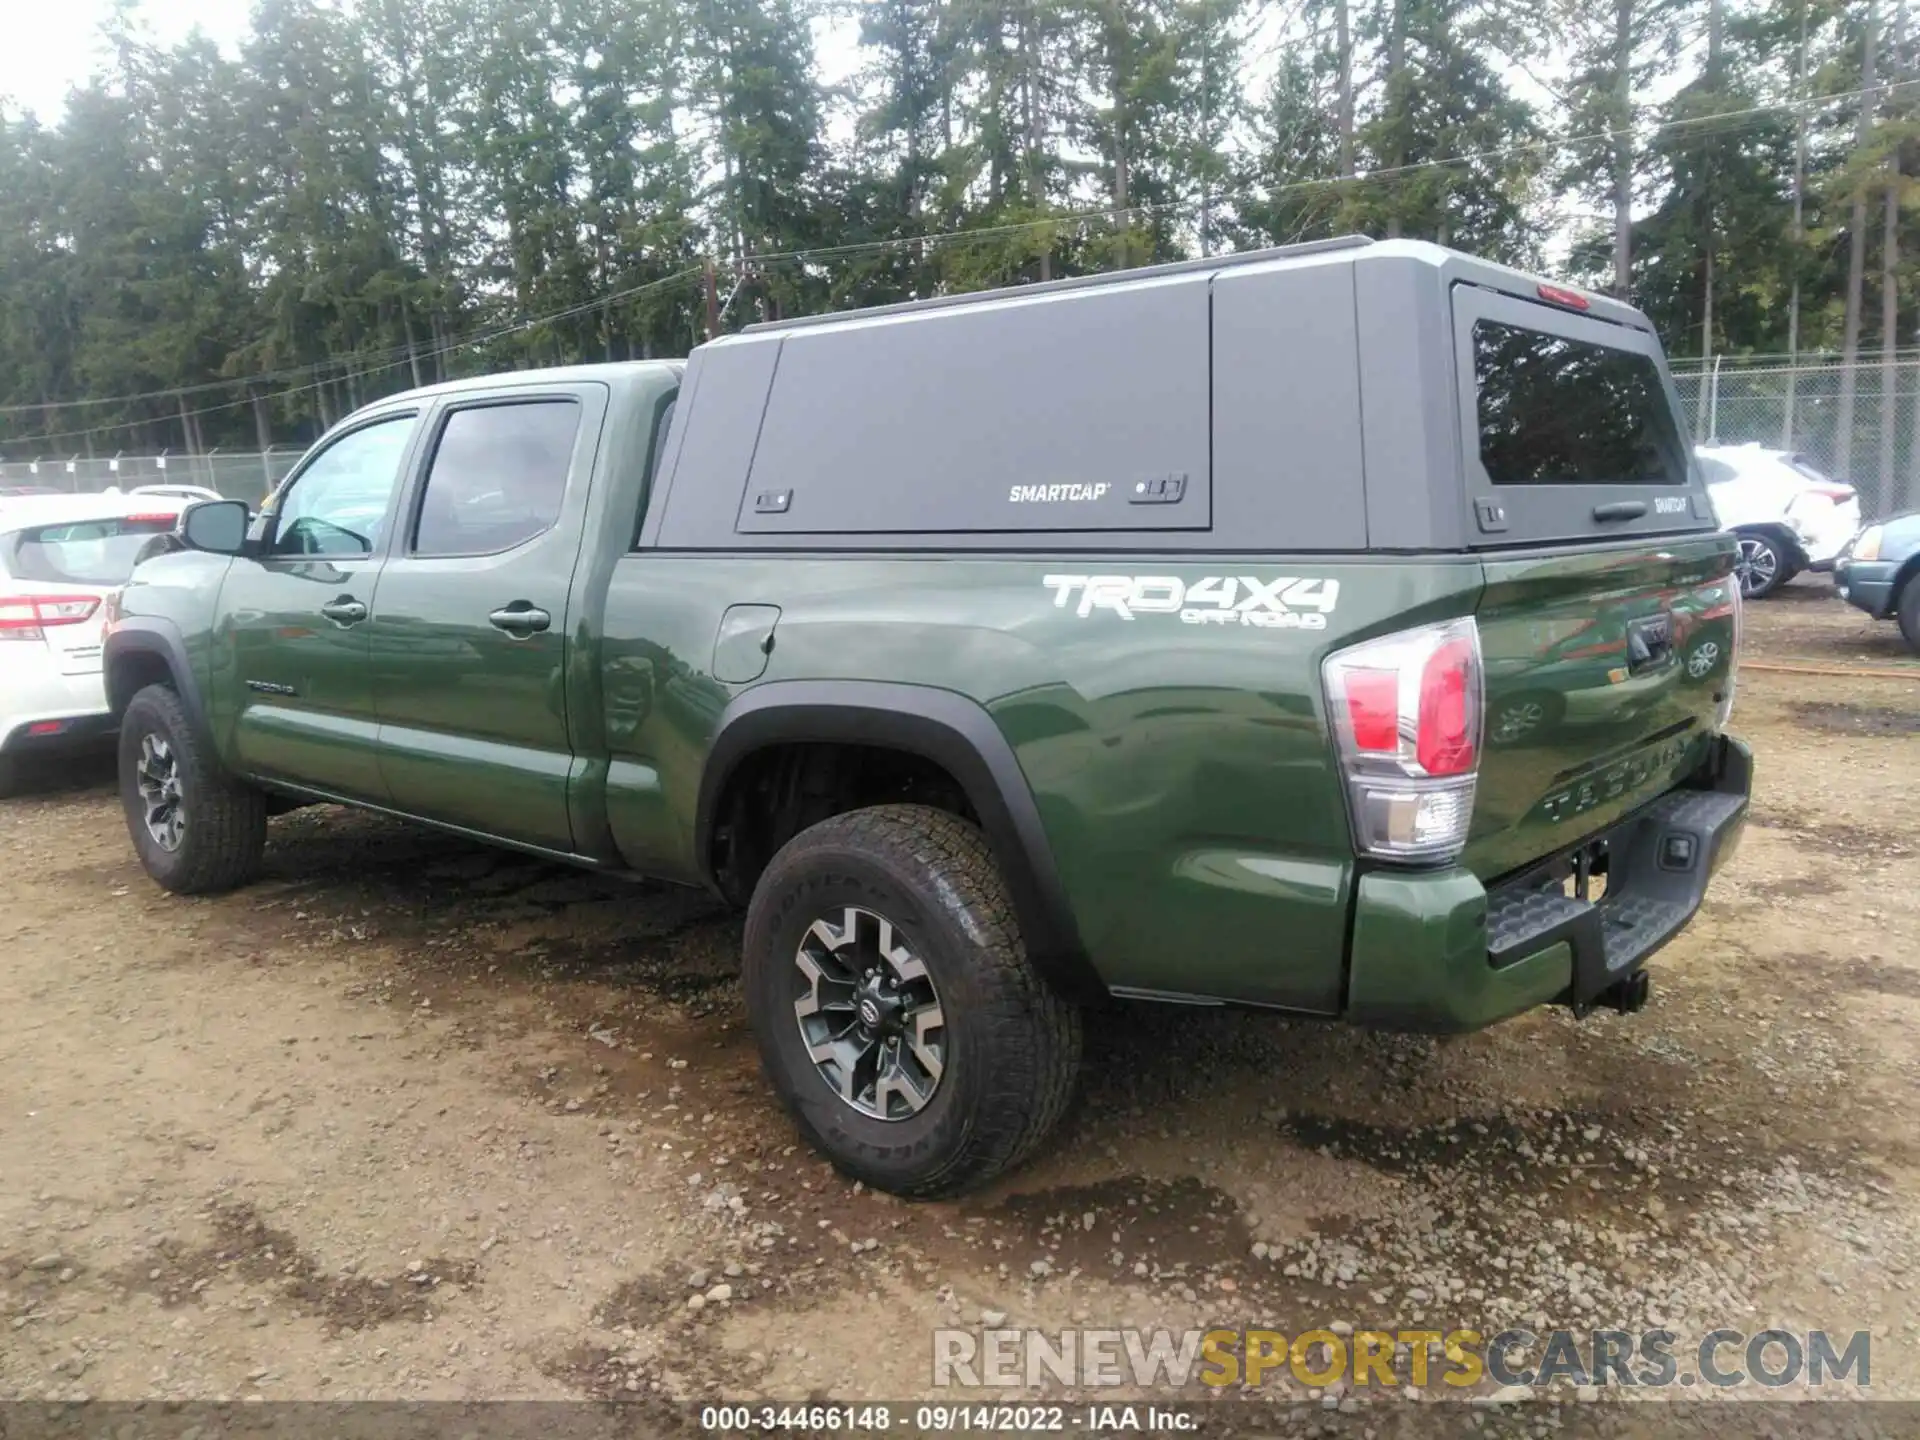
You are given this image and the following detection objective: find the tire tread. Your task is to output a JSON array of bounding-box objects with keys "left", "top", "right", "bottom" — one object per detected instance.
[
  {"left": 121, "top": 683, "right": 267, "bottom": 895},
  {"left": 746, "top": 803, "right": 1082, "bottom": 1198}
]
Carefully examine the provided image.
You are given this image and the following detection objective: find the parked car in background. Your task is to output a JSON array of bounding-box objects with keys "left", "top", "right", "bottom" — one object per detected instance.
[
  {"left": 1835, "top": 512, "right": 1920, "bottom": 652},
  {"left": 1696, "top": 442, "right": 1861, "bottom": 598},
  {"left": 0, "top": 484, "right": 63, "bottom": 499},
  {"left": 0, "top": 494, "right": 186, "bottom": 797}
]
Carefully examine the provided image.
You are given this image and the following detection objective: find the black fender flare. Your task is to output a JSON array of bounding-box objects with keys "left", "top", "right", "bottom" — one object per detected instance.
[
  {"left": 102, "top": 618, "right": 216, "bottom": 753},
  {"left": 696, "top": 680, "right": 1105, "bottom": 1003}
]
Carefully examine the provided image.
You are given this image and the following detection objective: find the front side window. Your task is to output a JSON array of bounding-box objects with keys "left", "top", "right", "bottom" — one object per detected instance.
[
  {"left": 270, "top": 415, "right": 415, "bottom": 557},
  {"left": 413, "top": 401, "right": 579, "bottom": 558},
  {"left": 1473, "top": 320, "right": 1686, "bottom": 487}
]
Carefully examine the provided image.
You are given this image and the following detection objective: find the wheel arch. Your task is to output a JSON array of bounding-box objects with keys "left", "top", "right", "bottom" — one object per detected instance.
[
  {"left": 103, "top": 619, "right": 216, "bottom": 752},
  {"left": 697, "top": 680, "right": 1105, "bottom": 1003}
]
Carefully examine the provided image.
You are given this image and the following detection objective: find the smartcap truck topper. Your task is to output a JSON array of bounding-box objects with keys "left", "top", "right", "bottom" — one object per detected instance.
[{"left": 104, "top": 236, "right": 1750, "bottom": 1196}]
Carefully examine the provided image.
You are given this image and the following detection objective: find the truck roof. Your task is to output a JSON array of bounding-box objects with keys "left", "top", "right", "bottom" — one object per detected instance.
[{"left": 376, "top": 358, "right": 685, "bottom": 409}]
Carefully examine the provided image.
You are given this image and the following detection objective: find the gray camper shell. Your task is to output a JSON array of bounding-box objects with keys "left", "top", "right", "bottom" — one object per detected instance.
[{"left": 641, "top": 236, "right": 1713, "bottom": 554}]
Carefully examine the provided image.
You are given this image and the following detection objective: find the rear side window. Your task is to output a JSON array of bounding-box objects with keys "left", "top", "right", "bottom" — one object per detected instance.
[
  {"left": 1697, "top": 455, "right": 1738, "bottom": 485},
  {"left": 1472, "top": 320, "right": 1687, "bottom": 487},
  {"left": 414, "top": 400, "right": 580, "bottom": 557},
  {"left": 2, "top": 516, "right": 178, "bottom": 585}
]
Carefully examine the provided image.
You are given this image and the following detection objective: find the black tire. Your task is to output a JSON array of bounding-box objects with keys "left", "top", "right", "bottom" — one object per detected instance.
[
  {"left": 0, "top": 754, "right": 18, "bottom": 800},
  {"left": 742, "top": 804, "right": 1083, "bottom": 1198},
  {"left": 118, "top": 683, "right": 267, "bottom": 894},
  {"left": 1735, "top": 529, "right": 1790, "bottom": 599},
  {"left": 1899, "top": 574, "right": 1920, "bottom": 654}
]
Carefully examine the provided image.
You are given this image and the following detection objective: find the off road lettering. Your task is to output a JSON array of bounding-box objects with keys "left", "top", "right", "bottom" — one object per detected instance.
[{"left": 1042, "top": 575, "right": 1341, "bottom": 629}]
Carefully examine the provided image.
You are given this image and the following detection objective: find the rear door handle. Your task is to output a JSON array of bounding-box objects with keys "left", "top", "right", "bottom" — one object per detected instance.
[
  {"left": 1592, "top": 501, "right": 1649, "bottom": 522},
  {"left": 489, "top": 604, "right": 552, "bottom": 636},
  {"left": 319, "top": 597, "right": 368, "bottom": 626}
]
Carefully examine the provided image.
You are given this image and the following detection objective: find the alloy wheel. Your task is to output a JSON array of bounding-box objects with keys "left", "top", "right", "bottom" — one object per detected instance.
[
  {"left": 792, "top": 905, "right": 946, "bottom": 1120},
  {"left": 1736, "top": 537, "right": 1779, "bottom": 597},
  {"left": 136, "top": 733, "right": 186, "bottom": 852},
  {"left": 1493, "top": 699, "right": 1545, "bottom": 743}
]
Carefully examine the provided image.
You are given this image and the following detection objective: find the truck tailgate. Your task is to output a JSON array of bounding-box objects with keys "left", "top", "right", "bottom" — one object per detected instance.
[{"left": 1465, "top": 535, "right": 1740, "bottom": 880}]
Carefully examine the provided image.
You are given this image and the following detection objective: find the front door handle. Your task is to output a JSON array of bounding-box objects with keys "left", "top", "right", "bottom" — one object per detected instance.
[
  {"left": 489, "top": 604, "right": 552, "bottom": 636},
  {"left": 319, "top": 596, "right": 368, "bottom": 626}
]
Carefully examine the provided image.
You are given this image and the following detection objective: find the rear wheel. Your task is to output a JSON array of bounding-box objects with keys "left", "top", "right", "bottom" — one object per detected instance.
[
  {"left": 1735, "top": 530, "right": 1790, "bottom": 598},
  {"left": 1898, "top": 575, "right": 1920, "bottom": 654},
  {"left": 118, "top": 683, "right": 267, "bottom": 894},
  {"left": 742, "top": 804, "right": 1082, "bottom": 1198},
  {"left": 0, "top": 755, "right": 18, "bottom": 799}
]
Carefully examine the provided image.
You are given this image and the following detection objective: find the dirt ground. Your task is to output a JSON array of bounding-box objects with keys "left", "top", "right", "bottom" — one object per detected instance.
[{"left": 2, "top": 578, "right": 1916, "bottom": 1427}]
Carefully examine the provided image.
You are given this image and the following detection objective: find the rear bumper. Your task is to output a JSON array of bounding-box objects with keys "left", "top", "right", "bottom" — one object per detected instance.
[
  {"left": 1346, "top": 733, "right": 1751, "bottom": 1032},
  {"left": 1, "top": 710, "right": 119, "bottom": 756},
  {"left": 1834, "top": 558, "right": 1899, "bottom": 619}
]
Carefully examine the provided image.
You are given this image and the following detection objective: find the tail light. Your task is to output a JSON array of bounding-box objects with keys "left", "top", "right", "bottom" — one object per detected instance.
[
  {"left": 1323, "top": 617, "right": 1483, "bottom": 863},
  {"left": 0, "top": 594, "right": 101, "bottom": 643}
]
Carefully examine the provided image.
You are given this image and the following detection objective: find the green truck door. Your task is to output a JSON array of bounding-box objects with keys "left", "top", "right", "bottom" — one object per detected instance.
[
  {"left": 216, "top": 411, "right": 420, "bottom": 801},
  {"left": 368, "top": 389, "right": 605, "bottom": 853}
]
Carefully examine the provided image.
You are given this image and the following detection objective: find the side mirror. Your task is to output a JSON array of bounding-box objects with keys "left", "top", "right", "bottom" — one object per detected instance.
[{"left": 179, "top": 498, "right": 251, "bottom": 555}]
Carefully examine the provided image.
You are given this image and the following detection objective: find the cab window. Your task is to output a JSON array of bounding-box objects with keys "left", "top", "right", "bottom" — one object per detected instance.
[
  {"left": 411, "top": 400, "right": 579, "bottom": 558},
  {"left": 270, "top": 416, "right": 415, "bottom": 558}
]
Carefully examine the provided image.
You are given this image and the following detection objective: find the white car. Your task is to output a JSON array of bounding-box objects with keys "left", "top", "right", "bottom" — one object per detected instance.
[
  {"left": 0, "top": 494, "right": 187, "bottom": 797},
  {"left": 129, "top": 483, "right": 224, "bottom": 503},
  {"left": 1696, "top": 442, "right": 1862, "bottom": 598}
]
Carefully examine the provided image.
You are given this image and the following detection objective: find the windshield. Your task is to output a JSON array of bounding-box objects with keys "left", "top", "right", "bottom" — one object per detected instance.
[
  {"left": 1473, "top": 320, "right": 1688, "bottom": 487},
  {"left": 1, "top": 516, "right": 177, "bottom": 585}
]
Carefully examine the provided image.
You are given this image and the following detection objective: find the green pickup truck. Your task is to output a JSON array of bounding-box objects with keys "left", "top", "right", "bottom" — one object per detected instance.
[{"left": 103, "top": 237, "right": 1750, "bottom": 1197}]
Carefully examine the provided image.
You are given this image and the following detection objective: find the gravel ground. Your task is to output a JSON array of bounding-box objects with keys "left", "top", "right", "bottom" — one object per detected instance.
[{"left": 1, "top": 579, "right": 1916, "bottom": 1432}]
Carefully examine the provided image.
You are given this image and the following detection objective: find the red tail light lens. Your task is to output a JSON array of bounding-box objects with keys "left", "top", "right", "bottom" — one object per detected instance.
[
  {"left": 1417, "top": 635, "right": 1478, "bottom": 776},
  {"left": 0, "top": 594, "right": 101, "bottom": 642},
  {"left": 1341, "top": 669, "right": 1402, "bottom": 753},
  {"left": 1323, "top": 618, "right": 1484, "bottom": 862}
]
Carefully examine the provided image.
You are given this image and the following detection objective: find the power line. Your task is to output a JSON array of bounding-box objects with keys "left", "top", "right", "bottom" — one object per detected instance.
[
  {"left": 8, "top": 71, "right": 1914, "bottom": 433},
  {"left": 12, "top": 267, "right": 709, "bottom": 448},
  {"left": 685, "top": 74, "right": 1920, "bottom": 273},
  {"left": 0, "top": 264, "right": 709, "bottom": 420}
]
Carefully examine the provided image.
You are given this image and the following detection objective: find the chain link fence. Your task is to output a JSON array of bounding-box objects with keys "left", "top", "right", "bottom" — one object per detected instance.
[
  {"left": 1673, "top": 358, "right": 1920, "bottom": 522},
  {"left": 0, "top": 450, "right": 303, "bottom": 506},
  {"left": 11, "top": 371, "right": 1920, "bottom": 524}
]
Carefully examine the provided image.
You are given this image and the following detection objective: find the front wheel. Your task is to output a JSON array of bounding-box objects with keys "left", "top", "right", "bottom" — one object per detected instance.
[
  {"left": 118, "top": 683, "right": 267, "bottom": 894},
  {"left": 742, "top": 804, "right": 1083, "bottom": 1198}
]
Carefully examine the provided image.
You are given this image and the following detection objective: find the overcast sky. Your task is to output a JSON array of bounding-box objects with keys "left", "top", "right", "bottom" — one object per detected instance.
[
  {"left": 0, "top": 0, "right": 869, "bottom": 121},
  {"left": 0, "top": 0, "right": 254, "bottom": 119}
]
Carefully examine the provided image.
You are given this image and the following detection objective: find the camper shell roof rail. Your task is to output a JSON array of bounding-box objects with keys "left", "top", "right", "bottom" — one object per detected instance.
[{"left": 741, "top": 234, "right": 1375, "bottom": 333}]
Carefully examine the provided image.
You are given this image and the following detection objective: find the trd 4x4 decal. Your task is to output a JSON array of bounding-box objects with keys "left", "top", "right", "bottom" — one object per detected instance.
[{"left": 1041, "top": 574, "right": 1341, "bottom": 629}]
